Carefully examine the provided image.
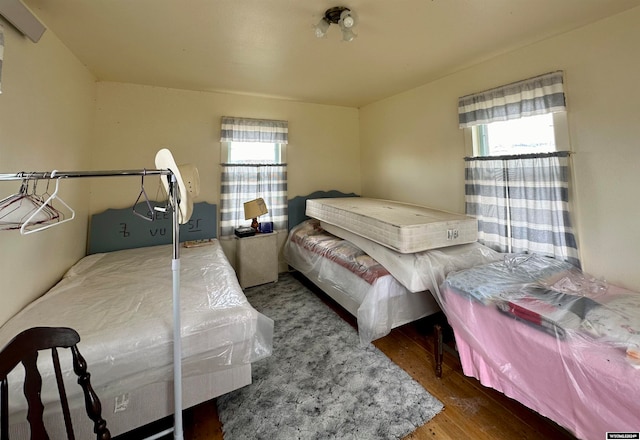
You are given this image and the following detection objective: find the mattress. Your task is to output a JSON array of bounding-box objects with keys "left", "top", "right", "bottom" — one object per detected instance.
[
  {"left": 0, "top": 241, "right": 274, "bottom": 421},
  {"left": 322, "top": 222, "right": 499, "bottom": 293},
  {"left": 284, "top": 220, "right": 440, "bottom": 344},
  {"left": 306, "top": 197, "right": 478, "bottom": 253}
]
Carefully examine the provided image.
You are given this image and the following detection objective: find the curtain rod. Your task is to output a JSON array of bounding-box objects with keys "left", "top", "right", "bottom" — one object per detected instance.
[
  {"left": 0, "top": 169, "right": 173, "bottom": 181},
  {"left": 464, "top": 151, "right": 571, "bottom": 162}
]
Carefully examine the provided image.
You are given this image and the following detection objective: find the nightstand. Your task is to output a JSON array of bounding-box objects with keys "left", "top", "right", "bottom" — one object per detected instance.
[{"left": 235, "top": 233, "right": 278, "bottom": 288}]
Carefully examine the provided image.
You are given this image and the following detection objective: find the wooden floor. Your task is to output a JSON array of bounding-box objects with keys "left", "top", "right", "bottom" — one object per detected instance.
[{"left": 117, "top": 274, "right": 578, "bottom": 440}]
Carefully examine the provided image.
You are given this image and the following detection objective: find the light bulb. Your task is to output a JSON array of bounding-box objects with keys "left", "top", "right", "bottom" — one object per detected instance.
[
  {"left": 341, "top": 27, "right": 356, "bottom": 42},
  {"left": 314, "top": 18, "right": 330, "bottom": 38},
  {"left": 339, "top": 10, "right": 355, "bottom": 29}
]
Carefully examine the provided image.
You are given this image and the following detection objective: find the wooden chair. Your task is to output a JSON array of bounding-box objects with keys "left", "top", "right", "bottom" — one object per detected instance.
[{"left": 0, "top": 327, "right": 110, "bottom": 440}]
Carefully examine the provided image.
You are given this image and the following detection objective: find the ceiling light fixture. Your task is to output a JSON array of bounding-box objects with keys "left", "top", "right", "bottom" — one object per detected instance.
[{"left": 314, "top": 6, "right": 357, "bottom": 42}]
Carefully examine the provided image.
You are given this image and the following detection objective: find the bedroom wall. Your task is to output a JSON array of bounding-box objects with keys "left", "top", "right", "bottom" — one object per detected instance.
[
  {"left": 359, "top": 6, "right": 640, "bottom": 292},
  {"left": 0, "top": 22, "right": 96, "bottom": 326},
  {"left": 89, "top": 82, "right": 361, "bottom": 267},
  {"left": 90, "top": 82, "right": 360, "bottom": 212}
]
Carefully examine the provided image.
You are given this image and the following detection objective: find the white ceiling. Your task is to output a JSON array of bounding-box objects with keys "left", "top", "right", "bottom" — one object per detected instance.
[{"left": 23, "top": 0, "right": 640, "bottom": 108}]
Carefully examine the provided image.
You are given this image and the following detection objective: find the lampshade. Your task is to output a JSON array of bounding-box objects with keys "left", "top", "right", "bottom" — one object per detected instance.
[{"left": 244, "top": 198, "right": 268, "bottom": 220}]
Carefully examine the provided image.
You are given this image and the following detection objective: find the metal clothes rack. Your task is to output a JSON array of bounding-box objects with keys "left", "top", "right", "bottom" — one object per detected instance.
[{"left": 0, "top": 169, "right": 186, "bottom": 440}]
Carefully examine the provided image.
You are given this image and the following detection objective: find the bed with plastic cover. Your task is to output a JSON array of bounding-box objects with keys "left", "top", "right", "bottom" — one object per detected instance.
[
  {"left": 284, "top": 192, "right": 494, "bottom": 345},
  {"left": 0, "top": 202, "right": 273, "bottom": 438},
  {"left": 437, "top": 253, "right": 640, "bottom": 440}
]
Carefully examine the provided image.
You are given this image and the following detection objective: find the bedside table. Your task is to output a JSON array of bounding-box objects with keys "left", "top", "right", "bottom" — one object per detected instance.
[{"left": 235, "top": 233, "right": 278, "bottom": 288}]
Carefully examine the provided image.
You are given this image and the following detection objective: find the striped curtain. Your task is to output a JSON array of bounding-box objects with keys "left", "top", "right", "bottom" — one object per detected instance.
[
  {"left": 465, "top": 152, "right": 580, "bottom": 267},
  {"left": 219, "top": 116, "right": 288, "bottom": 236},
  {"left": 221, "top": 116, "right": 288, "bottom": 144},
  {"left": 458, "top": 71, "right": 566, "bottom": 128}
]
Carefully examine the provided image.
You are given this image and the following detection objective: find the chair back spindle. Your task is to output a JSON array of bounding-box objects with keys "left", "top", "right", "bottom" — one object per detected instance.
[{"left": 0, "top": 327, "right": 110, "bottom": 440}]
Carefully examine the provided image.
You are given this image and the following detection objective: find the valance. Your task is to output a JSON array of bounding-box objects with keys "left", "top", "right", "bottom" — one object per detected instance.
[
  {"left": 220, "top": 116, "right": 288, "bottom": 144},
  {"left": 458, "top": 71, "right": 566, "bottom": 128}
]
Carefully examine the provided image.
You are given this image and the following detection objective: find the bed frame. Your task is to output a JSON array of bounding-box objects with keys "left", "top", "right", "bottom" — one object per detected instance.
[{"left": 6, "top": 202, "right": 257, "bottom": 439}]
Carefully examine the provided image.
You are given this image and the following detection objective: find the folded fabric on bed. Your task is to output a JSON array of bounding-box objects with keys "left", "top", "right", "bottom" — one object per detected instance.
[
  {"left": 495, "top": 289, "right": 599, "bottom": 339},
  {"left": 444, "top": 254, "right": 640, "bottom": 347},
  {"left": 444, "top": 254, "right": 576, "bottom": 304}
]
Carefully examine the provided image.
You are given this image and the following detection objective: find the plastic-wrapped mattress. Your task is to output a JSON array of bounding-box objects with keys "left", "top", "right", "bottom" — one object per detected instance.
[
  {"left": 284, "top": 219, "right": 440, "bottom": 345},
  {"left": 306, "top": 197, "right": 478, "bottom": 253},
  {"left": 0, "top": 241, "right": 273, "bottom": 419}
]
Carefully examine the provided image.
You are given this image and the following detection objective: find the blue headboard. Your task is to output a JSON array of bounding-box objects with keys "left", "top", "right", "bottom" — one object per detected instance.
[
  {"left": 88, "top": 202, "right": 217, "bottom": 254},
  {"left": 288, "top": 190, "right": 358, "bottom": 230}
]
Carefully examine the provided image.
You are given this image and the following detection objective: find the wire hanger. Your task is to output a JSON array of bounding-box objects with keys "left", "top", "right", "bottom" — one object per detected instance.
[
  {"left": 20, "top": 171, "right": 76, "bottom": 235},
  {"left": 132, "top": 169, "right": 155, "bottom": 222}
]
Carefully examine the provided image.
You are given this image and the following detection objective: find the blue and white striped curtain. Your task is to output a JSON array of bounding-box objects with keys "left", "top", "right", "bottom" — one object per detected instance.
[
  {"left": 219, "top": 116, "right": 288, "bottom": 236},
  {"left": 458, "top": 71, "right": 566, "bottom": 128},
  {"left": 221, "top": 116, "right": 288, "bottom": 144},
  {"left": 220, "top": 165, "right": 288, "bottom": 236},
  {"left": 465, "top": 152, "right": 580, "bottom": 267}
]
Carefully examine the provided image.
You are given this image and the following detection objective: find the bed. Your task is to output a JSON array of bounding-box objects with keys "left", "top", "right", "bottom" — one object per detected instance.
[
  {"left": 284, "top": 192, "right": 494, "bottom": 345},
  {"left": 0, "top": 201, "right": 274, "bottom": 438},
  {"left": 437, "top": 253, "right": 640, "bottom": 440}
]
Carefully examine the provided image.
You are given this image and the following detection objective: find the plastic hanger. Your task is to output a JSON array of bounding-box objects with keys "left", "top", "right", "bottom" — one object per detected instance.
[
  {"left": 20, "top": 171, "right": 75, "bottom": 235},
  {"left": 0, "top": 178, "right": 61, "bottom": 230}
]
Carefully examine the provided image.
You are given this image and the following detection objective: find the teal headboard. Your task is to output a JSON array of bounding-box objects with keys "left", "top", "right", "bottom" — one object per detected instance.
[
  {"left": 288, "top": 190, "right": 358, "bottom": 230},
  {"left": 88, "top": 202, "right": 217, "bottom": 254}
]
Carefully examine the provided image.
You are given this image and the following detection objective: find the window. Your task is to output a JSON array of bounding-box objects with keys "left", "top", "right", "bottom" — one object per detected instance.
[
  {"left": 470, "top": 111, "right": 570, "bottom": 157},
  {"left": 223, "top": 141, "right": 285, "bottom": 164},
  {"left": 458, "top": 72, "right": 580, "bottom": 266},
  {"left": 219, "top": 117, "right": 288, "bottom": 236},
  {"left": 473, "top": 113, "right": 556, "bottom": 157}
]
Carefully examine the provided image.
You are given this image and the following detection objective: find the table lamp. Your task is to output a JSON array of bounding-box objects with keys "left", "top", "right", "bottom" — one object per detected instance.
[{"left": 244, "top": 198, "right": 268, "bottom": 231}]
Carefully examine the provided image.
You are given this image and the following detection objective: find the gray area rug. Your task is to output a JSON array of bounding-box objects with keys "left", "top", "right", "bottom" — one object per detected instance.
[{"left": 217, "top": 273, "right": 443, "bottom": 439}]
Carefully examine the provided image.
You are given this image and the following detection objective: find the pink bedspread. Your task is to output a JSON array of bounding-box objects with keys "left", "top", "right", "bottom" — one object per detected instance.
[{"left": 443, "top": 282, "right": 640, "bottom": 440}]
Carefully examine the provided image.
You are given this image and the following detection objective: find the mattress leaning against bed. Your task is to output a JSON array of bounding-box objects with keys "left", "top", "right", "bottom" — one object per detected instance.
[{"left": 0, "top": 204, "right": 273, "bottom": 437}]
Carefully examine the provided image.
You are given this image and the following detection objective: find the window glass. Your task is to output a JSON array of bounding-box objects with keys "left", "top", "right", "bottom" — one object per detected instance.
[
  {"left": 225, "top": 142, "right": 283, "bottom": 164},
  {"left": 473, "top": 113, "right": 556, "bottom": 156}
]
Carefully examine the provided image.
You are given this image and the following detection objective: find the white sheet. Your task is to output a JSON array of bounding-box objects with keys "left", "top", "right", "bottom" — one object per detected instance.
[{"left": 0, "top": 241, "right": 273, "bottom": 416}]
